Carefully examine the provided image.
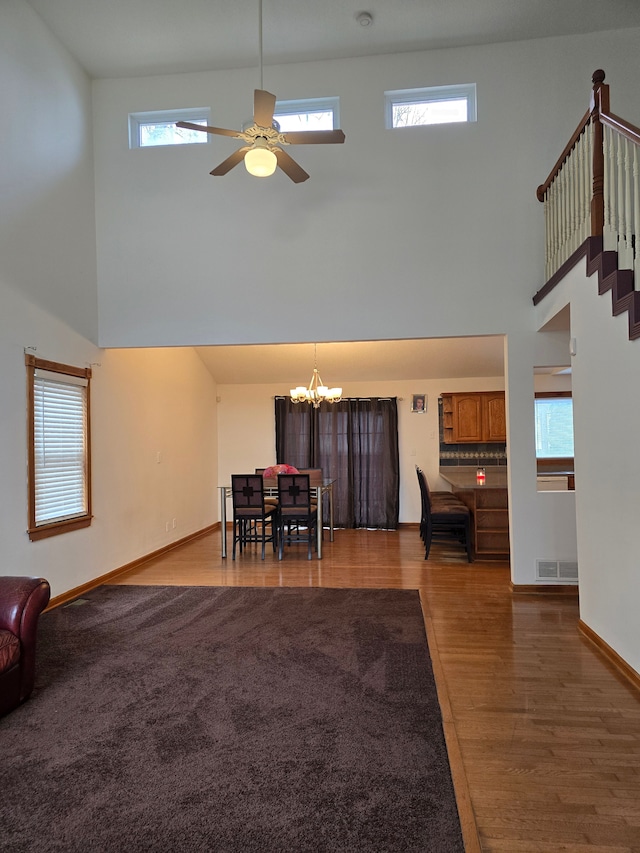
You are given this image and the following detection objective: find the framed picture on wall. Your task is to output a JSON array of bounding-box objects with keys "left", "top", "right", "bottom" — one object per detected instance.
[{"left": 411, "top": 394, "right": 427, "bottom": 413}]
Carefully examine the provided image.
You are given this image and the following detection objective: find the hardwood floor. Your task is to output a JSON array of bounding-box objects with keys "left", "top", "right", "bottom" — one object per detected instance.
[{"left": 110, "top": 527, "right": 640, "bottom": 853}]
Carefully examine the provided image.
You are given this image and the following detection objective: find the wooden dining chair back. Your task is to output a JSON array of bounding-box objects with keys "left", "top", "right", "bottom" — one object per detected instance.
[
  {"left": 277, "top": 473, "right": 318, "bottom": 561},
  {"left": 231, "top": 474, "right": 278, "bottom": 560}
]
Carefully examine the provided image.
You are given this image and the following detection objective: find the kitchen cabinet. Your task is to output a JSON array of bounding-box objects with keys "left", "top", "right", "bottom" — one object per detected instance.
[{"left": 441, "top": 392, "right": 506, "bottom": 443}]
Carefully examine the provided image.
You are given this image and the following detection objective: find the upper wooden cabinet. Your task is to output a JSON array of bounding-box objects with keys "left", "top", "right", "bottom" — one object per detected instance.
[{"left": 442, "top": 392, "right": 506, "bottom": 443}]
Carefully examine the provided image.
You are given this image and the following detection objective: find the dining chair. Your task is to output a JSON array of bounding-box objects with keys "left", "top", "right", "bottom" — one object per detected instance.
[
  {"left": 231, "top": 474, "right": 278, "bottom": 560},
  {"left": 277, "top": 473, "right": 318, "bottom": 560},
  {"left": 415, "top": 466, "right": 461, "bottom": 542},
  {"left": 416, "top": 467, "right": 472, "bottom": 561}
]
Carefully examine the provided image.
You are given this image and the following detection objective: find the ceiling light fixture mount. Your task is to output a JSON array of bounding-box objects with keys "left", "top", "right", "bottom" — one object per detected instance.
[
  {"left": 290, "top": 345, "right": 342, "bottom": 408},
  {"left": 356, "top": 12, "right": 373, "bottom": 27}
]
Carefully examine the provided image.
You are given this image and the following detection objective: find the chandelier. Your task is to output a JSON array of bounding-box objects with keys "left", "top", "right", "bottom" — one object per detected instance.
[{"left": 290, "top": 345, "right": 342, "bottom": 408}]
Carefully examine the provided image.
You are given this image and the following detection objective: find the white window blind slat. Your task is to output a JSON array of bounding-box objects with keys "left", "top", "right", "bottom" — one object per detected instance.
[{"left": 33, "top": 375, "right": 88, "bottom": 525}]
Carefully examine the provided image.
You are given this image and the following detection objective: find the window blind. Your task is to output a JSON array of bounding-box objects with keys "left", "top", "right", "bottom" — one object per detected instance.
[{"left": 33, "top": 370, "right": 88, "bottom": 525}]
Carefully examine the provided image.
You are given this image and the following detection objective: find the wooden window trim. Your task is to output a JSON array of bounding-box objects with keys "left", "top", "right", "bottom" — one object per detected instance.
[{"left": 25, "top": 354, "right": 93, "bottom": 541}]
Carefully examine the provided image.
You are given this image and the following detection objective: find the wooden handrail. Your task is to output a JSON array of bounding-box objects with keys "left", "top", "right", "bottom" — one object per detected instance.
[
  {"left": 536, "top": 107, "right": 592, "bottom": 202},
  {"left": 600, "top": 111, "right": 640, "bottom": 147},
  {"left": 536, "top": 70, "right": 640, "bottom": 240}
]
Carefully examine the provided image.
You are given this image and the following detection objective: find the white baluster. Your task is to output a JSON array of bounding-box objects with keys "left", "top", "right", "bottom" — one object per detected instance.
[
  {"left": 548, "top": 179, "right": 558, "bottom": 276},
  {"left": 543, "top": 189, "right": 551, "bottom": 280},
  {"left": 580, "top": 128, "right": 591, "bottom": 243},
  {"left": 617, "top": 133, "right": 626, "bottom": 260},
  {"left": 570, "top": 142, "right": 579, "bottom": 255},
  {"left": 559, "top": 162, "right": 569, "bottom": 265},
  {"left": 621, "top": 137, "right": 633, "bottom": 270},
  {"left": 603, "top": 126, "right": 615, "bottom": 251},
  {"left": 633, "top": 143, "right": 640, "bottom": 283},
  {"left": 583, "top": 123, "right": 593, "bottom": 246}
]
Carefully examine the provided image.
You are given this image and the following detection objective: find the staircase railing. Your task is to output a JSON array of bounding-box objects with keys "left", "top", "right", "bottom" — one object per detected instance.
[{"left": 536, "top": 70, "right": 640, "bottom": 286}]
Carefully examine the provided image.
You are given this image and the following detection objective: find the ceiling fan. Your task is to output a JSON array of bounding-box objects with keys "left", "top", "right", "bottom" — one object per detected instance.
[{"left": 176, "top": 0, "right": 345, "bottom": 183}]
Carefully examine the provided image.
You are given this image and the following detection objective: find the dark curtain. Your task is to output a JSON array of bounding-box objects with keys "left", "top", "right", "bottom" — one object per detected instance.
[{"left": 275, "top": 397, "right": 399, "bottom": 530}]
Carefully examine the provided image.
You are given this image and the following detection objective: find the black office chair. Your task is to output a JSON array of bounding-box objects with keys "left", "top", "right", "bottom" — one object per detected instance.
[
  {"left": 231, "top": 474, "right": 278, "bottom": 560},
  {"left": 277, "top": 473, "right": 318, "bottom": 561}
]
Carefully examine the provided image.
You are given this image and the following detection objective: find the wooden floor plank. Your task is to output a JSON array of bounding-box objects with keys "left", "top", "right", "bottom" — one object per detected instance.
[{"left": 109, "top": 527, "right": 640, "bottom": 852}]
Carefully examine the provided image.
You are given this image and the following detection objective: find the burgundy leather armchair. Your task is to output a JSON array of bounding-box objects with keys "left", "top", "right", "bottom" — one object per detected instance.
[{"left": 0, "top": 576, "right": 51, "bottom": 716}]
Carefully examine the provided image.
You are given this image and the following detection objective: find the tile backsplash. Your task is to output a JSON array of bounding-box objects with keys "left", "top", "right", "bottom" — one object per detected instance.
[{"left": 438, "top": 398, "right": 507, "bottom": 467}]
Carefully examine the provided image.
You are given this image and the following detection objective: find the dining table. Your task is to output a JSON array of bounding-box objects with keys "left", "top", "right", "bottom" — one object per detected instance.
[{"left": 218, "top": 473, "right": 335, "bottom": 559}]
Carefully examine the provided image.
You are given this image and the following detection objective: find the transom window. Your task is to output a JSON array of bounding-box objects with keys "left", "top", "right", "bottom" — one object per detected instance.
[
  {"left": 128, "top": 108, "right": 211, "bottom": 148},
  {"left": 26, "top": 355, "right": 92, "bottom": 540},
  {"left": 385, "top": 84, "right": 477, "bottom": 129},
  {"left": 274, "top": 97, "right": 340, "bottom": 132}
]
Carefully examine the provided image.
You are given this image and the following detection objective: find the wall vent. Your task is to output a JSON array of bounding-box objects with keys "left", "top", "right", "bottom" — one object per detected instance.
[{"left": 536, "top": 559, "right": 578, "bottom": 582}]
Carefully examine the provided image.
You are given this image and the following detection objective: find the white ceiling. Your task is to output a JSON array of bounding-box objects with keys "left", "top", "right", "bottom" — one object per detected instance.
[
  {"left": 195, "top": 337, "right": 506, "bottom": 385},
  {"left": 24, "top": 0, "right": 640, "bottom": 80}
]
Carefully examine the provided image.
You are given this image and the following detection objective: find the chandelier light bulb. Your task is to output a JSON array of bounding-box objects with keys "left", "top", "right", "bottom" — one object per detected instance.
[{"left": 290, "top": 347, "right": 343, "bottom": 408}]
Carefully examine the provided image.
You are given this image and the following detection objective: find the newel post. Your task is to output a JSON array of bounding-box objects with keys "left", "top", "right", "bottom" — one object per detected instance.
[{"left": 590, "top": 69, "right": 609, "bottom": 238}]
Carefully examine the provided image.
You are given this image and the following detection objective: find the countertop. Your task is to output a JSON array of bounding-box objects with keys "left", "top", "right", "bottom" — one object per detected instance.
[{"left": 439, "top": 466, "right": 508, "bottom": 490}]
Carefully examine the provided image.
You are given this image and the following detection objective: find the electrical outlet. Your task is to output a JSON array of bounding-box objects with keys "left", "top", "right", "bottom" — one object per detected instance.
[
  {"left": 172, "top": 518, "right": 177, "bottom": 529},
  {"left": 165, "top": 521, "right": 170, "bottom": 532}
]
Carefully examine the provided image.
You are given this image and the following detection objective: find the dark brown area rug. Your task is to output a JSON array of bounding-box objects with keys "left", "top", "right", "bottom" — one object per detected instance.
[{"left": 1, "top": 586, "right": 464, "bottom": 852}]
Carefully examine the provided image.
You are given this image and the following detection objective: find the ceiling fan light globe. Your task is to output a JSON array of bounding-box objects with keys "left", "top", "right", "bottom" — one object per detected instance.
[{"left": 244, "top": 146, "right": 277, "bottom": 177}]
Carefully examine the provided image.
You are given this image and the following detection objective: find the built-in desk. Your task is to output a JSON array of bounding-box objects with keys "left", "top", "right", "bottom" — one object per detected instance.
[{"left": 439, "top": 467, "right": 509, "bottom": 560}]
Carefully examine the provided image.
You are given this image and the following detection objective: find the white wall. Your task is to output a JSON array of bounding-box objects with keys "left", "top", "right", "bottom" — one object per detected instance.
[
  {"left": 0, "top": 1, "right": 219, "bottom": 598},
  {"left": 92, "top": 29, "right": 640, "bottom": 349},
  {"left": 0, "top": 0, "right": 98, "bottom": 342},
  {"left": 0, "top": 278, "right": 219, "bottom": 598},
  {"left": 534, "top": 261, "right": 640, "bottom": 673},
  {"left": 91, "top": 347, "right": 218, "bottom": 571}
]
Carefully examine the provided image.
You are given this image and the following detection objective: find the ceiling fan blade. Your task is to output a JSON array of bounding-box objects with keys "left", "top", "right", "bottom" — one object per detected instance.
[
  {"left": 176, "top": 120, "right": 240, "bottom": 139},
  {"left": 274, "top": 147, "right": 310, "bottom": 183},
  {"left": 282, "top": 129, "right": 346, "bottom": 145},
  {"left": 253, "top": 89, "right": 277, "bottom": 128},
  {"left": 210, "top": 147, "right": 250, "bottom": 176}
]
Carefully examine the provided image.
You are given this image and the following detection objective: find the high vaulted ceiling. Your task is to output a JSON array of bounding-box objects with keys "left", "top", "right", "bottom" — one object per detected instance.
[
  {"left": 24, "top": 0, "right": 640, "bottom": 80},
  {"left": 22, "top": 0, "right": 585, "bottom": 381}
]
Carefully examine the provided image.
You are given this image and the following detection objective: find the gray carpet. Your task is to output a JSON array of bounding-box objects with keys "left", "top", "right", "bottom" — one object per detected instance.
[{"left": 0, "top": 585, "right": 464, "bottom": 852}]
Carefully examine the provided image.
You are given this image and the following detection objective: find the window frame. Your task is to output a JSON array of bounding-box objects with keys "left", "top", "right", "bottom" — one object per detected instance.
[
  {"left": 274, "top": 97, "right": 340, "bottom": 131},
  {"left": 128, "top": 107, "right": 212, "bottom": 149},
  {"left": 25, "top": 354, "right": 93, "bottom": 541},
  {"left": 534, "top": 391, "right": 574, "bottom": 467},
  {"left": 384, "top": 83, "right": 477, "bottom": 129}
]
